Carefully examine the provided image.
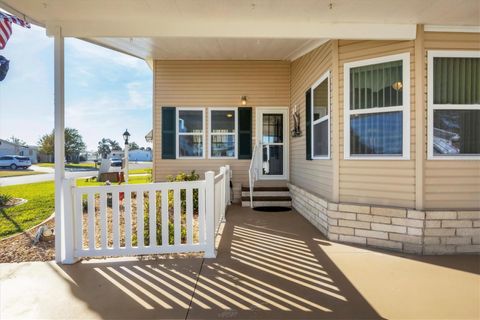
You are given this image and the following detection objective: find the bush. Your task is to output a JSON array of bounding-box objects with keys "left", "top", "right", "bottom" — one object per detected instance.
[
  {"left": 0, "top": 193, "right": 13, "bottom": 207},
  {"left": 167, "top": 171, "right": 200, "bottom": 213}
]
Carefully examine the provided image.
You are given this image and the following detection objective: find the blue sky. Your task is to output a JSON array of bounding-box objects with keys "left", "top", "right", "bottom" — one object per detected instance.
[{"left": 0, "top": 24, "right": 152, "bottom": 151}]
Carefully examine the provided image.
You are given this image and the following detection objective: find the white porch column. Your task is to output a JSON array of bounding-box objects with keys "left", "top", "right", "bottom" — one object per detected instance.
[{"left": 53, "top": 26, "right": 66, "bottom": 263}]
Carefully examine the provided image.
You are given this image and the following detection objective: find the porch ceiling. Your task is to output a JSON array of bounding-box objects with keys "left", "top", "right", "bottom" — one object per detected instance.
[{"left": 1, "top": 0, "right": 479, "bottom": 61}]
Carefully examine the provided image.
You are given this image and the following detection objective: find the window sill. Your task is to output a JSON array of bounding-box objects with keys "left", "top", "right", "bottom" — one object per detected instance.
[
  {"left": 177, "top": 156, "right": 206, "bottom": 160},
  {"left": 209, "top": 156, "right": 237, "bottom": 160},
  {"left": 345, "top": 155, "right": 410, "bottom": 160},
  {"left": 428, "top": 155, "right": 480, "bottom": 161}
]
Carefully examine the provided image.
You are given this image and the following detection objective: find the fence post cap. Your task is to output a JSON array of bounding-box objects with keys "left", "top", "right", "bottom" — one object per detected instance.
[{"left": 205, "top": 171, "right": 215, "bottom": 180}]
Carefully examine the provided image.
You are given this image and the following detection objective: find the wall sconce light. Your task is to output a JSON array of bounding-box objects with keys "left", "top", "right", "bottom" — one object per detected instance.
[
  {"left": 392, "top": 81, "right": 403, "bottom": 91},
  {"left": 291, "top": 105, "right": 302, "bottom": 137},
  {"left": 241, "top": 96, "right": 247, "bottom": 105}
]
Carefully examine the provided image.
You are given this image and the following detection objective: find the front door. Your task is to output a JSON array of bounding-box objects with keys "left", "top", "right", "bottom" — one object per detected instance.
[{"left": 256, "top": 108, "right": 288, "bottom": 180}]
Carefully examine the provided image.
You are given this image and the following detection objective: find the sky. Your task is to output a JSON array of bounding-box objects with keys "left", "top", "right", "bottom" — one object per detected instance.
[{"left": 0, "top": 24, "right": 152, "bottom": 151}]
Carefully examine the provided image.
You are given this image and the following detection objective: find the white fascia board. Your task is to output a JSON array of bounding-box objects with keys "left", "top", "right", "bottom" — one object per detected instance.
[
  {"left": 424, "top": 25, "right": 480, "bottom": 33},
  {"left": 45, "top": 21, "right": 417, "bottom": 39}
]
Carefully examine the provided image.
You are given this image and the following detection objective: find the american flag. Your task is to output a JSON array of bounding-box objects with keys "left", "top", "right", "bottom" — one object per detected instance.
[{"left": 0, "top": 12, "right": 31, "bottom": 49}]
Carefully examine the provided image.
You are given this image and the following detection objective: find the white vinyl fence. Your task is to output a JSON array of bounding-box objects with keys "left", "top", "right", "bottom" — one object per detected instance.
[{"left": 62, "top": 166, "right": 230, "bottom": 262}]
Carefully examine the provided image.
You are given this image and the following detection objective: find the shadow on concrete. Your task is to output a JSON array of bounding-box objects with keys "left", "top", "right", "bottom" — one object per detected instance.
[
  {"left": 55, "top": 205, "right": 385, "bottom": 319},
  {"left": 56, "top": 258, "right": 202, "bottom": 319}
]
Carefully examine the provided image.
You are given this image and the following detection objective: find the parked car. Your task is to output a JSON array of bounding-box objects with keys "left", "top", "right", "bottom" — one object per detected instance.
[
  {"left": 110, "top": 158, "right": 123, "bottom": 167},
  {"left": 0, "top": 155, "right": 32, "bottom": 170}
]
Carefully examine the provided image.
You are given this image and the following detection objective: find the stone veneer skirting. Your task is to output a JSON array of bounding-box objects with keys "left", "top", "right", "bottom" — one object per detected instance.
[{"left": 288, "top": 184, "right": 480, "bottom": 255}]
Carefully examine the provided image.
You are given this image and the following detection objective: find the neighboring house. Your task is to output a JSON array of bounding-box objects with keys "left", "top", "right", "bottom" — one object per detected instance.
[
  {"left": 8, "top": 1, "right": 478, "bottom": 259},
  {"left": 128, "top": 149, "right": 152, "bottom": 162},
  {"left": 108, "top": 149, "right": 152, "bottom": 161},
  {"left": 109, "top": 150, "right": 124, "bottom": 159},
  {"left": 81, "top": 151, "right": 98, "bottom": 161},
  {"left": 0, "top": 139, "right": 38, "bottom": 163}
]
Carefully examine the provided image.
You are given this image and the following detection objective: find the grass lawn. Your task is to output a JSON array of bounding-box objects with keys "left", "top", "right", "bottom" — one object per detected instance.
[
  {"left": 37, "top": 162, "right": 97, "bottom": 170},
  {"left": 76, "top": 175, "right": 151, "bottom": 187},
  {"left": 0, "top": 176, "right": 152, "bottom": 239},
  {"left": 0, "top": 170, "right": 46, "bottom": 178},
  {"left": 36, "top": 163, "right": 55, "bottom": 168},
  {"left": 0, "top": 181, "right": 55, "bottom": 239},
  {"left": 128, "top": 168, "right": 152, "bottom": 175}
]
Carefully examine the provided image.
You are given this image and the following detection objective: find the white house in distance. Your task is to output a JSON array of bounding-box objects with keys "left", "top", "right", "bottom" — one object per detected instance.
[
  {"left": 0, "top": 139, "right": 38, "bottom": 163},
  {"left": 108, "top": 149, "right": 152, "bottom": 161},
  {"left": 128, "top": 149, "right": 152, "bottom": 161}
]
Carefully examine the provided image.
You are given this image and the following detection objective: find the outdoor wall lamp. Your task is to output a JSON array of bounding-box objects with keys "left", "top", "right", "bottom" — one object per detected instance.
[
  {"left": 241, "top": 96, "right": 247, "bottom": 105},
  {"left": 123, "top": 129, "right": 130, "bottom": 145},
  {"left": 392, "top": 81, "right": 403, "bottom": 91}
]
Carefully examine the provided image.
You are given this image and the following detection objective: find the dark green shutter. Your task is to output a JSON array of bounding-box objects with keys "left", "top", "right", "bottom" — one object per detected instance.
[
  {"left": 162, "top": 107, "right": 176, "bottom": 159},
  {"left": 305, "top": 89, "right": 312, "bottom": 160},
  {"left": 238, "top": 107, "right": 252, "bottom": 159}
]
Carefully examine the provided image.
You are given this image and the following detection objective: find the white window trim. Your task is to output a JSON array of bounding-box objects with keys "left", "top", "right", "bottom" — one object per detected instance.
[
  {"left": 427, "top": 50, "right": 480, "bottom": 160},
  {"left": 311, "top": 71, "right": 331, "bottom": 160},
  {"left": 208, "top": 107, "right": 238, "bottom": 159},
  {"left": 343, "top": 52, "right": 411, "bottom": 160},
  {"left": 176, "top": 107, "right": 206, "bottom": 159}
]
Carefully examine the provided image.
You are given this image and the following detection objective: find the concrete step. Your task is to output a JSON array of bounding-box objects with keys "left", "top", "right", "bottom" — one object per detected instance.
[
  {"left": 241, "top": 195, "right": 292, "bottom": 208},
  {"left": 241, "top": 186, "right": 289, "bottom": 192},
  {"left": 242, "top": 200, "right": 292, "bottom": 207},
  {"left": 241, "top": 191, "right": 290, "bottom": 197}
]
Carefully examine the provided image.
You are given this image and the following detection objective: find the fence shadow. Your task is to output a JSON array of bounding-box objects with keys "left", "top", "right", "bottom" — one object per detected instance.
[{"left": 56, "top": 205, "right": 385, "bottom": 319}]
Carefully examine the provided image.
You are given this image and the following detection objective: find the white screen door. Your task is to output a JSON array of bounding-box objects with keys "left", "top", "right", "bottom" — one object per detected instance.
[{"left": 256, "top": 108, "right": 288, "bottom": 180}]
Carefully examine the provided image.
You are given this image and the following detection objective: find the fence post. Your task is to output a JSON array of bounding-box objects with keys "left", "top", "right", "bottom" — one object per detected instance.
[
  {"left": 219, "top": 166, "right": 226, "bottom": 222},
  {"left": 225, "top": 165, "right": 231, "bottom": 207},
  {"left": 62, "top": 178, "right": 78, "bottom": 264},
  {"left": 204, "top": 171, "right": 216, "bottom": 258},
  {"left": 222, "top": 164, "right": 231, "bottom": 212}
]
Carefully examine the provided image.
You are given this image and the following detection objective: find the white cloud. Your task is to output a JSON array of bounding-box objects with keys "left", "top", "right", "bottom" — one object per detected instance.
[{"left": 1, "top": 24, "right": 152, "bottom": 150}]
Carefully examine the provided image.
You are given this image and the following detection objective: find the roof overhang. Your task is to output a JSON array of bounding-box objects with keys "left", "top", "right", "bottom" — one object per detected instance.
[{"left": 1, "top": 0, "right": 479, "bottom": 61}]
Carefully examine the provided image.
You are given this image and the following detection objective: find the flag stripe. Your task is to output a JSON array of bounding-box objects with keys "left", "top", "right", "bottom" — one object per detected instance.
[{"left": 0, "top": 12, "right": 30, "bottom": 49}]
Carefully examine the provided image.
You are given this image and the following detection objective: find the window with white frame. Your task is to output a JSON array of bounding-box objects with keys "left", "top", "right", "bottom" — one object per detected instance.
[
  {"left": 209, "top": 108, "right": 237, "bottom": 158},
  {"left": 177, "top": 108, "right": 205, "bottom": 158},
  {"left": 344, "top": 53, "right": 410, "bottom": 159},
  {"left": 428, "top": 51, "right": 480, "bottom": 159},
  {"left": 311, "top": 72, "right": 330, "bottom": 158}
]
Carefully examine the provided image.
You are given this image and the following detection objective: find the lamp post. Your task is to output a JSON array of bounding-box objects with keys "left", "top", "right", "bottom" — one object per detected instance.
[{"left": 123, "top": 129, "right": 130, "bottom": 183}]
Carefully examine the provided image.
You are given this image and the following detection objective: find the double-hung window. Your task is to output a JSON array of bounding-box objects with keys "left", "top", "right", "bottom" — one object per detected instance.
[
  {"left": 344, "top": 53, "right": 410, "bottom": 159},
  {"left": 209, "top": 108, "right": 237, "bottom": 158},
  {"left": 428, "top": 51, "right": 480, "bottom": 160},
  {"left": 311, "top": 72, "right": 330, "bottom": 159},
  {"left": 177, "top": 108, "right": 205, "bottom": 158}
]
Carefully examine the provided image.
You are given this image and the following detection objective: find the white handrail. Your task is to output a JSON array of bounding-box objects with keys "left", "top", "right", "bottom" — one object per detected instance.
[{"left": 248, "top": 144, "right": 260, "bottom": 208}]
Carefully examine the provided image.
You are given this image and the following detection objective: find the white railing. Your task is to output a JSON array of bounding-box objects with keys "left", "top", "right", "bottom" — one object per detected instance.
[
  {"left": 248, "top": 144, "right": 260, "bottom": 208},
  {"left": 62, "top": 166, "right": 231, "bottom": 262}
]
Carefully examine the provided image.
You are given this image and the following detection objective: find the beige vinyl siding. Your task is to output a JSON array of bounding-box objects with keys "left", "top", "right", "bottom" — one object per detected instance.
[
  {"left": 153, "top": 60, "right": 290, "bottom": 201},
  {"left": 338, "top": 40, "right": 416, "bottom": 208},
  {"left": 423, "top": 32, "right": 480, "bottom": 209},
  {"left": 290, "top": 41, "right": 334, "bottom": 200}
]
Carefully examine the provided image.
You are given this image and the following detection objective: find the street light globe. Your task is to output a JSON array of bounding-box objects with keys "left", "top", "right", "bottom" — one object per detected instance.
[{"left": 123, "top": 129, "right": 130, "bottom": 144}]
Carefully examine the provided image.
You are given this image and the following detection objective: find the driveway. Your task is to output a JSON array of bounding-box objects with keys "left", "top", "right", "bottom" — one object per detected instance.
[
  {"left": 0, "top": 170, "right": 98, "bottom": 186},
  {"left": 1, "top": 206, "right": 478, "bottom": 319},
  {"left": 0, "top": 162, "right": 152, "bottom": 186}
]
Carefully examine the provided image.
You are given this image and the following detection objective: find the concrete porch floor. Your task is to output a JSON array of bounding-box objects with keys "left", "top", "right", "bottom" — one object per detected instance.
[{"left": 1, "top": 205, "right": 479, "bottom": 319}]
